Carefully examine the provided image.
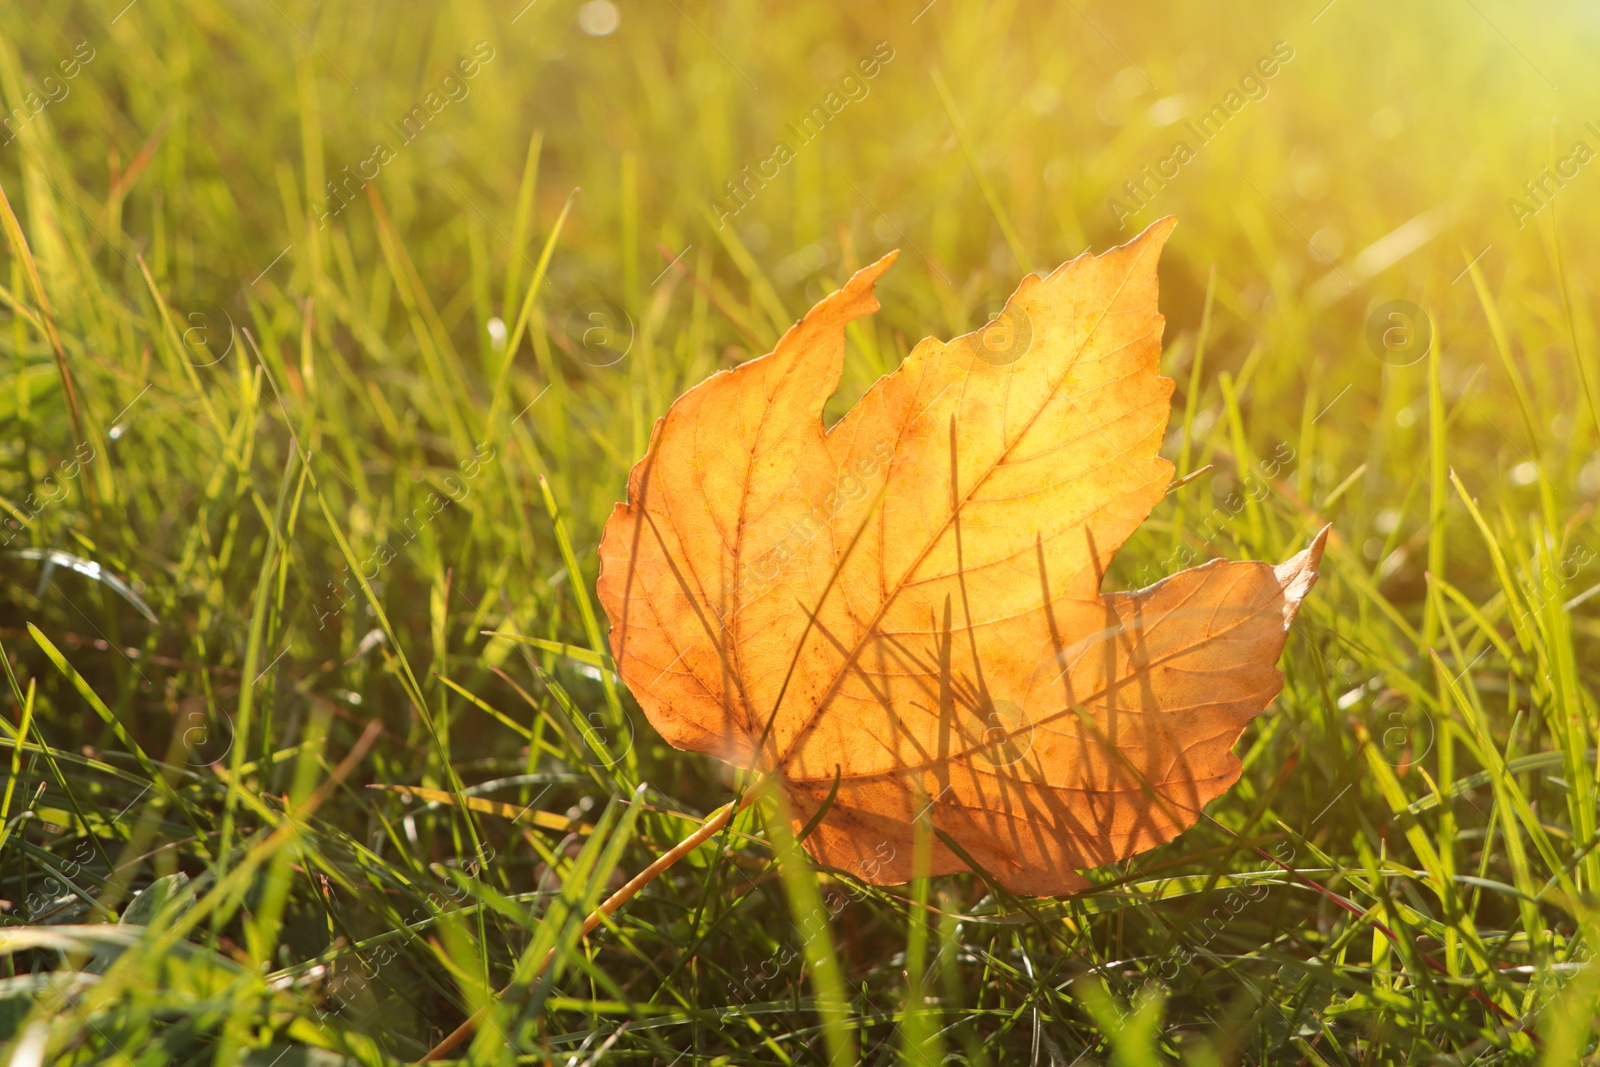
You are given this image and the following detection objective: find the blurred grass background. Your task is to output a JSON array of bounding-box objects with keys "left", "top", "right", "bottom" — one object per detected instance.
[{"left": 1, "top": 0, "right": 1599, "bottom": 1063}]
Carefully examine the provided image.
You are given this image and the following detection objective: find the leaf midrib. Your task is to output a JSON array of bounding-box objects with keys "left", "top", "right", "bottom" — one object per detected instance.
[{"left": 769, "top": 245, "right": 1158, "bottom": 772}]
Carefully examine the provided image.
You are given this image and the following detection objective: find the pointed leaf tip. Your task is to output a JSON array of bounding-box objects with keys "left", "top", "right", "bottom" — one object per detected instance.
[
  {"left": 1275, "top": 524, "right": 1330, "bottom": 627},
  {"left": 1130, "top": 215, "right": 1178, "bottom": 251},
  {"left": 828, "top": 249, "right": 900, "bottom": 318}
]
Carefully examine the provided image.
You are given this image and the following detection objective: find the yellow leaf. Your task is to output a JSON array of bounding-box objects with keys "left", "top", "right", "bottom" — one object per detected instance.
[{"left": 597, "top": 218, "right": 1325, "bottom": 896}]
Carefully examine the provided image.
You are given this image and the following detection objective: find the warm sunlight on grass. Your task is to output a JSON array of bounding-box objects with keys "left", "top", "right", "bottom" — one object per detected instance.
[{"left": 1, "top": 1, "right": 1598, "bottom": 1063}]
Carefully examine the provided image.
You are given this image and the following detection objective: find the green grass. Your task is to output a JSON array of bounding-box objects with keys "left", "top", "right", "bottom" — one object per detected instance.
[{"left": 2, "top": 0, "right": 1599, "bottom": 1063}]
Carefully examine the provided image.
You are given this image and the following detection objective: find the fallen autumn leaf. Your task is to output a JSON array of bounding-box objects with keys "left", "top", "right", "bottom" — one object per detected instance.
[{"left": 598, "top": 217, "right": 1326, "bottom": 896}]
